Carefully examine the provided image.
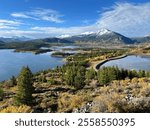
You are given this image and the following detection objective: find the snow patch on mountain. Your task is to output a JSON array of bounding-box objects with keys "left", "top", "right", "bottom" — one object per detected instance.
[
  {"left": 96, "top": 29, "right": 112, "bottom": 36},
  {"left": 81, "top": 31, "right": 95, "bottom": 35}
]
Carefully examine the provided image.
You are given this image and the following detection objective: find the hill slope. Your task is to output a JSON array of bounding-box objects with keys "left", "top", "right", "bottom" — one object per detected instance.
[{"left": 64, "top": 29, "right": 134, "bottom": 44}]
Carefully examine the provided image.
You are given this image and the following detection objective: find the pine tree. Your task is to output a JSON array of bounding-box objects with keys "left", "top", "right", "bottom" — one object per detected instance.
[
  {"left": 74, "top": 66, "right": 86, "bottom": 89},
  {"left": 138, "top": 70, "right": 146, "bottom": 78},
  {"left": 64, "top": 66, "right": 76, "bottom": 86},
  {"left": 0, "top": 88, "right": 4, "bottom": 100},
  {"left": 15, "top": 66, "right": 34, "bottom": 105},
  {"left": 10, "top": 76, "right": 17, "bottom": 86},
  {"left": 85, "top": 68, "right": 96, "bottom": 81},
  {"left": 97, "top": 67, "right": 109, "bottom": 85}
]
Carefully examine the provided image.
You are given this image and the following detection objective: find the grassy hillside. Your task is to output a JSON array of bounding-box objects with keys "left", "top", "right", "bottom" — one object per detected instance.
[{"left": 0, "top": 46, "right": 150, "bottom": 113}]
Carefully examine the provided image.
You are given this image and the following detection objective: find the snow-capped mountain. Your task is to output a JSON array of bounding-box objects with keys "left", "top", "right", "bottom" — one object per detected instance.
[
  {"left": 96, "top": 29, "right": 112, "bottom": 36},
  {"left": 80, "top": 29, "right": 112, "bottom": 36},
  {"left": 81, "top": 31, "right": 95, "bottom": 35},
  {"left": 64, "top": 29, "right": 134, "bottom": 44}
]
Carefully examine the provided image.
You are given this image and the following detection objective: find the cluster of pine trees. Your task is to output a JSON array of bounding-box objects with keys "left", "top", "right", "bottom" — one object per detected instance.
[
  {"left": 63, "top": 63, "right": 150, "bottom": 87},
  {"left": 97, "top": 66, "right": 150, "bottom": 85},
  {"left": 63, "top": 64, "right": 86, "bottom": 89}
]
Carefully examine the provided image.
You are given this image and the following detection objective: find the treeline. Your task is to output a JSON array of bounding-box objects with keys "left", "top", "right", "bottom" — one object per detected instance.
[
  {"left": 67, "top": 49, "right": 127, "bottom": 62},
  {"left": 61, "top": 61, "right": 87, "bottom": 89},
  {"left": 62, "top": 63, "right": 150, "bottom": 88},
  {"left": 97, "top": 66, "right": 150, "bottom": 85}
]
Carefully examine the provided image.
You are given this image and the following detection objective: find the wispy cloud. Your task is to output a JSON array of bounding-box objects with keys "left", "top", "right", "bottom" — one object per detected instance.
[
  {"left": 0, "top": 19, "right": 22, "bottom": 29},
  {"left": 97, "top": 2, "right": 150, "bottom": 37},
  {"left": 11, "top": 8, "right": 64, "bottom": 23},
  {"left": 0, "top": 19, "right": 21, "bottom": 26},
  {"left": 30, "top": 2, "right": 150, "bottom": 38},
  {"left": 0, "top": 30, "right": 44, "bottom": 38},
  {"left": 31, "top": 25, "right": 98, "bottom": 37},
  {"left": 0, "top": 25, "right": 98, "bottom": 38},
  {"left": 11, "top": 13, "right": 35, "bottom": 19},
  {"left": 1, "top": 2, "right": 150, "bottom": 38}
]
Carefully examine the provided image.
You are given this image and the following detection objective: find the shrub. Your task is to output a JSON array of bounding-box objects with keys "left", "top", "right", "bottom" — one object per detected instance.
[
  {"left": 58, "top": 93, "right": 87, "bottom": 112},
  {"left": 140, "top": 86, "right": 150, "bottom": 97},
  {"left": 48, "top": 78, "right": 56, "bottom": 85},
  {"left": 0, "top": 105, "right": 32, "bottom": 113}
]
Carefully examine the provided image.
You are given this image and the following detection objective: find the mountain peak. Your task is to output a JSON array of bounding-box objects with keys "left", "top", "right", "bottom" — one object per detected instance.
[
  {"left": 97, "top": 29, "right": 112, "bottom": 36},
  {"left": 81, "top": 29, "right": 112, "bottom": 36}
]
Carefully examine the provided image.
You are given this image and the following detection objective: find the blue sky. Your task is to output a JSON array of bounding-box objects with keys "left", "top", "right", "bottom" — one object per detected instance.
[{"left": 0, "top": 0, "right": 150, "bottom": 38}]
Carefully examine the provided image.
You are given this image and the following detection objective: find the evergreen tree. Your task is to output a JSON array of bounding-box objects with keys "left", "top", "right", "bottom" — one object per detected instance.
[
  {"left": 15, "top": 66, "right": 34, "bottom": 105},
  {"left": 74, "top": 66, "right": 86, "bottom": 89},
  {"left": 138, "top": 70, "right": 146, "bottom": 78},
  {"left": 74, "top": 73, "right": 83, "bottom": 89},
  {"left": 64, "top": 67, "right": 75, "bottom": 86},
  {"left": 10, "top": 76, "right": 17, "bottom": 86},
  {"left": 109, "top": 66, "right": 117, "bottom": 81},
  {"left": 85, "top": 68, "right": 96, "bottom": 81},
  {"left": 64, "top": 65, "right": 86, "bottom": 89},
  {"left": 0, "top": 88, "right": 4, "bottom": 100},
  {"left": 97, "top": 67, "right": 110, "bottom": 85},
  {"left": 145, "top": 71, "right": 150, "bottom": 77}
]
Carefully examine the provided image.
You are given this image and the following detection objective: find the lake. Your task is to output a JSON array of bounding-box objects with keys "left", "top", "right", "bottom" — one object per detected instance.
[
  {"left": 100, "top": 55, "right": 150, "bottom": 71},
  {"left": 0, "top": 49, "right": 65, "bottom": 81}
]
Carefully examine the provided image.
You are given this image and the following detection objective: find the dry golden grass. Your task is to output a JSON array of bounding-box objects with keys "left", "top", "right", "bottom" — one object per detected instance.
[
  {"left": 91, "top": 78, "right": 150, "bottom": 112},
  {"left": 58, "top": 92, "right": 89, "bottom": 112},
  {"left": 0, "top": 105, "right": 32, "bottom": 113}
]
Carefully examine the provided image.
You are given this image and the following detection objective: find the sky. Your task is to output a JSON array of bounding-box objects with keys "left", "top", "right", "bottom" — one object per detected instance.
[{"left": 0, "top": 0, "right": 150, "bottom": 38}]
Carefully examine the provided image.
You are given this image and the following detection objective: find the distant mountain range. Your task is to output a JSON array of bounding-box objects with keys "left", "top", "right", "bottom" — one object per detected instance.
[
  {"left": 37, "top": 37, "right": 73, "bottom": 43},
  {"left": 0, "top": 40, "right": 5, "bottom": 44},
  {"left": 0, "top": 29, "right": 150, "bottom": 45},
  {"left": 0, "top": 36, "right": 31, "bottom": 43},
  {"left": 132, "top": 35, "right": 150, "bottom": 43}
]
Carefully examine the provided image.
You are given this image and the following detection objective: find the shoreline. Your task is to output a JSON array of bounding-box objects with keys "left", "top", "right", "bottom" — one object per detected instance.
[
  {"left": 14, "top": 49, "right": 52, "bottom": 54},
  {"left": 93, "top": 53, "right": 150, "bottom": 71},
  {"left": 93, "top": 54, "right": 128, "bottom": 71}
]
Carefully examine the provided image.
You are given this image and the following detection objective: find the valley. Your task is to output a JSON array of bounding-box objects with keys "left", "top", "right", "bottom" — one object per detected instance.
[{"left": 0, "top": 36, "right": 149, "bottom": 112}]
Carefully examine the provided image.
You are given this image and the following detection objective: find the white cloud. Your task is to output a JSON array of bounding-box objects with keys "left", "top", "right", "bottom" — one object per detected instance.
[
  {"left": 11, "top": 13, "right": 34, "bottom": 19},
  {"left": 0, "top": 19, "right": 22, "bottom": 29},
  {"left": 0, "top": 25, "right": 99, "bottom": 38},
  {"left": 97, "top": 2, "right": 150, "bottom": 37},
  {"left": 0, "top": 26, "right": 17, "bottom": 29},
  {"left": 0, "top": 19, "right": 21, "bottom": 26},
  {"left": 11, "top": 8, "right": 64, "bottom": 23},
  {"left": 31, "top": 25, "right": 99, "bottom": 37},
  {"left": 30, "top": 2, "right": 150, "bottom": 38},
  {"left": 0, "top": 30, "right": 45, "bottom": 38},
  {"left": 1, "top": 2, "right": 150, "bottom": 38}
]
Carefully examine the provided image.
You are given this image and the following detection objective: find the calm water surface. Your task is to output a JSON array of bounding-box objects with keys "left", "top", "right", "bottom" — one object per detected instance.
[
  {"left": 101, "top": 55, "right": 150, "bottom": 71},
  {"left": 0, "top": 49, "right": 65, "bottom": 81}
]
